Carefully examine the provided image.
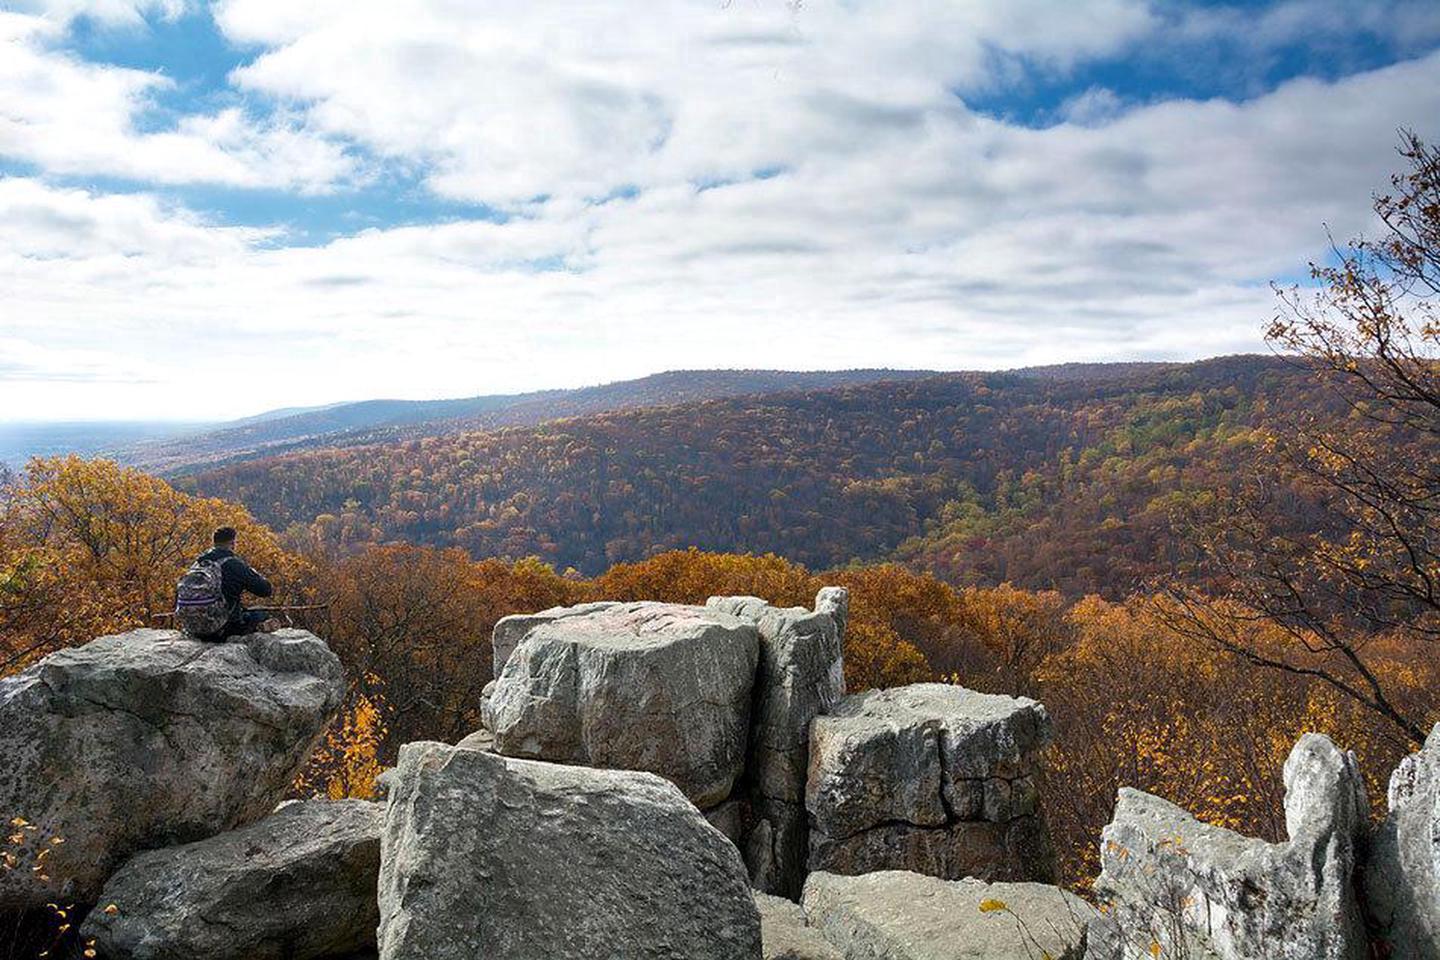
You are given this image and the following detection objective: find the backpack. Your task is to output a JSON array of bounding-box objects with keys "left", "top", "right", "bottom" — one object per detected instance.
[{"left": 174, "top": 557, "right": 232, "bottom": 638}]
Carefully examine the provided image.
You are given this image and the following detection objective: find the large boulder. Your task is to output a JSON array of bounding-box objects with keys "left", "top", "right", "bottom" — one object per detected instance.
[
  {"left": 801, "top": 869, "right": 1094, "bottom": 960},
  {"left": 0, "top": 628, "right": 344, "bottom": 909},
  {"left": 1095, "top": 733, "right": 1368, "bottom": 960},
  {"left": 1362, "top": 723, "right": 1440, "bottom": 958},
  {"left": 755, "top": 892, "right": 843, "bottom": 960},
  {"left": 708, "top": 589, "right": 846, "bottom": 897},
  {"left": 377, "top": 741, "right": 762, "bottom": 960},
  {"left": 81, "top": 799, "right": 381, "bottom": 960},
  {"left": 487, "top": 601, "right": 759, "bottom": 807},
  {"left": 806, "top": 683, "right": 1055, "bottom": 883}
]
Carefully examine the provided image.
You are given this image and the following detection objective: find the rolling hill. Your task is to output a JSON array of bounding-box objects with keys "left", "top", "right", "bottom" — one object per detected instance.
[
  {"left": 121, "top": 369, "right": 940, "bottom": 475},
  {"left": 184, "top": 355, "right": 1331, "bottom": 596}
]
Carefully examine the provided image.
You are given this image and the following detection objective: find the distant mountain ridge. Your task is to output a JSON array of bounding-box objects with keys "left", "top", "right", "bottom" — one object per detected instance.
[
  {"left": 6, "top": 361, "right": 1242, "bottom": 482},
  {"left": 117, "top": 369, "right": 942, "bottom": 475}
]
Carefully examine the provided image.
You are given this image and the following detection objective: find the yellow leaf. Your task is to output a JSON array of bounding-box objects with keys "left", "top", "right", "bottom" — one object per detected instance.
[{"left": 978, "top": 898, "right": 1008, "bottom": 913}]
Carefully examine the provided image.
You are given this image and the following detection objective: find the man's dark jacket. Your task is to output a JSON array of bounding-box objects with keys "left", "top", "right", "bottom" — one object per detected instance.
[{"left": 196, "top": 546, "right": 273, "bottom": 622}]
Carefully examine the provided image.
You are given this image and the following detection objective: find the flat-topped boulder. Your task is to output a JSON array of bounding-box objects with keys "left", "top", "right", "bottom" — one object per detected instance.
[
  {"left": 0, "top": 628, "right": 345, "bottom": 909},
  {"left": 487, "top": 601, "right": 759, "bottom": 807},
  {"left": 1096, "top": 733, "right": 1368, "bottom": 960},
  {"left": 801, "top": 870, "right": 1094, "bottom": 960},
  {"left": 709, "top": 589, "right": 847, "bottom": 897},
  {"left": 82, "top": 799, "right": 381, "bottom": 960},
  {"left": 807, "top": 683, "right": 1055, "bottom": 883},
  {"left": 377, "top": 741, "right": 762, "bottom": 960},
  {"left": 1361, "top": 724, "right": 1440, "bottom": 958},
  {"left": 491, "top": 601, "right": 620, "bottom": 679}
]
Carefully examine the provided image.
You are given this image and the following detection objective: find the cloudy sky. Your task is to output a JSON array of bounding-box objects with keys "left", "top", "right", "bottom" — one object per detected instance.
[{"left": 3, "top": 0, "right": 1440, "bottom": 421}]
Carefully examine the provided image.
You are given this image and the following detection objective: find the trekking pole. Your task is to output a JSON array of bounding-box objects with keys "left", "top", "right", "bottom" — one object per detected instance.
[
  {"left": 246, "top": 604, "right": 332, "bottom": 614},
  {"left": 152, "top": 603, "right": 331, "bottom": 626}
]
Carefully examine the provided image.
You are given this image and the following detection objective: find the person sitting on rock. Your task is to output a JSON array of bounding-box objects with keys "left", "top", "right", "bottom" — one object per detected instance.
[{"left": 190, "top": 526, "right": 279, "bottom": 638}]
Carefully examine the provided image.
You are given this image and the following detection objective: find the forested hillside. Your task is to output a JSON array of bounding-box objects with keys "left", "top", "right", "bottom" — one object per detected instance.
[
  {"left": 124, "top": 368, "right": 938, "bottom": 476},
  {"left": 186, "top": 355, "right": 1330, "bottom": 595}
]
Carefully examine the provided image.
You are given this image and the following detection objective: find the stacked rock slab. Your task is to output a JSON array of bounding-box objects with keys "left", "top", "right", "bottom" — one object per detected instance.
[
  {"left": 82, "top": 799, "right": 382, "bottom": 960},
  {"left": 1362, "top": 723, "right": 1440, "bottom": 958},
  {"left": 806, "top": 682, "right": 1055, "bottom": 883},
  {"left": 377, "top": 740, "right": 762, "bottom": 960},
  {"left": 801, "top": 869, "right": 1094, "bottom": 960},
  {"left": 1094, "top": 733, "right": 1368, "bottom": 960},
  {"left": 487, "top": 601, "right": 759, "bottom": 807},
  {"left": 707, "top": 589, "right": 847, "bottom": 898},
  {"left": 0, "top": 628, "right": 345, "bottom": 909}
]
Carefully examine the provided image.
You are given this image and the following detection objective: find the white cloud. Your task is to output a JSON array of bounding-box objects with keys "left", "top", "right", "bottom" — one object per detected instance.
[
  {"left": 0, "top": 9, "right": 356, "bottom": 191},
  {"left": 1173, "top": 0, "right": 1440, "bottom": 54},
  {"left": 3, "top": 2, "right": 1440, "bottom": 419},
  {"left": 222, "top": 0, "right": 1157, "bottom": 207},
  {"left": 9, "top": 0, "right": 189, "bottom": 27},
  {"left": 0, "top": 176, "right": 267, "bottom": 258}
]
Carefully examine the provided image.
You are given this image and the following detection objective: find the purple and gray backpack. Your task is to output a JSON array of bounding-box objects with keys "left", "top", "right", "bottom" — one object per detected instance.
[{"left": 174, "top": 557, "right": 231, "bottom": 637}]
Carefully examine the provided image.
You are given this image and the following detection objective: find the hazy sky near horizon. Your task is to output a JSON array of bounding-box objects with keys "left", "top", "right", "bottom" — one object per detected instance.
[{"left": 4, "top": 1, "right": 1440, "bottom": 421}]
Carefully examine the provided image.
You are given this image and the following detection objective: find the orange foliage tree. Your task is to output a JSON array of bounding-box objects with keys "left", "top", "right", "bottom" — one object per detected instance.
[
  {"left": 1171, "top": 133, "right": 1440, "bottom": 747},
  {"left": 0, "top": 456, "right": 305, "bottom": 672},
  {"left": 309, "top": 544, "right": 582, "bottom": 763},
  {"left": 1039, "top": 594, "right": 1419, "bottom": 885}
]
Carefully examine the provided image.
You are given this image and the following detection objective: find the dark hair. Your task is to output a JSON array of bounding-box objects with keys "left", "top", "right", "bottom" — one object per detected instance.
[{"left": 213, "top": 526, "right": 237, "bottom": 546}]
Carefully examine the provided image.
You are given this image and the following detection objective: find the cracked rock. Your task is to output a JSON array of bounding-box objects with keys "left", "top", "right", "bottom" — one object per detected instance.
[
  {"left": 806, "top": 683, "right": 1055, "bottom": 883},
  {"left": 0, "top": 628, "right": 345, "bottom": 909},
  {"left": 708, "top": 589, "right": 847, "bottom": 897},
  {"left": 490, "top": 601, "right": 620, "bottom": 679}
]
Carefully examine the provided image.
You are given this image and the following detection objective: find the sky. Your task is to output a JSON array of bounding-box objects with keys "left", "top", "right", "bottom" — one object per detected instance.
[{"left": 3, "top": 0, "right": 1440, "bottom": 421}]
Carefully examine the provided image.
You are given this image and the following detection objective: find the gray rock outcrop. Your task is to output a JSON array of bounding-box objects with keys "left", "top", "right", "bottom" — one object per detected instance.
[
  {"left": 1095, "top": 733, "right": 1368, "bottom": 960},
  {"left": 487, "top": 601, "right": 759, "bottom": 807},
  {"left": 801, "top": 869, "right": 1094, "bottom": 960},
  {"left": 1362, "top": 723, "right": 1440, "bottom": 958},
  {"left": 755, "top": 891, "right": 844, "bottom": 960},
  {"left": 0, "top": 628, "right": 344, "bottom": 909},
  {"left": 82, "top": 799, "right": 381, "bottom": 960},
  {"left": 490, "top": 601, "right": 619, "bottom": 678},
  {"left": 708, "top": 589, "right": 847, "bottom": 897},
  {"left": 377, "top": 740, "right": 762, "bottom": 960},
  {"left": 806, "top": 683, "right": 1055, "bottom": 883},
  {"left": 813, "top": 587, "right": 849, "bottom": 645}
]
